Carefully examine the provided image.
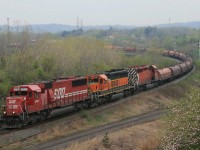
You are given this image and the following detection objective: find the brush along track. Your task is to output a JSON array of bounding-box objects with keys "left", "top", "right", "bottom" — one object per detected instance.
[{"left": 31, "top": 108, "right": 166, "bottom": 150}]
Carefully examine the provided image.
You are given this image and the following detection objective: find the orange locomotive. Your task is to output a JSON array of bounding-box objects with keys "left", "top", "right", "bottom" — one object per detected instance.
[{"left": 87, "top": 69, "right": 136, "bottom": 102}]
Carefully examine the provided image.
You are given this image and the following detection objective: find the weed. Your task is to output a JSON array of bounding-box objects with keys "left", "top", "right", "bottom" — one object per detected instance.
[
  {"left": 79, "top": 110, "right": 89, "bottom": 118},
  {"left": 102, "top": 132, "right": 110, "bottom": 148}
]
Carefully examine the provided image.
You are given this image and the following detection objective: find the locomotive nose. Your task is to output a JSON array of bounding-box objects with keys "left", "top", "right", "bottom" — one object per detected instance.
[{"left": 5, "top": 97, "right": 25, "bottom": 116}]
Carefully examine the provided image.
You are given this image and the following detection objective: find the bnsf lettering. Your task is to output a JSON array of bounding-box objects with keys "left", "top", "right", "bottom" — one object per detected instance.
[
  {"left": 54, "top": 88, "right": 66, "bottom": 100},
  {"left": 111, "top": 80, "right": 118, "bottom": 87}
]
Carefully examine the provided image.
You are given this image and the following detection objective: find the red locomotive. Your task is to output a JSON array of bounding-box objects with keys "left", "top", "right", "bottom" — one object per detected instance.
[
  {"left": 1, "top": 76, "right": 89, "bottom": 128},
  {"left": 0, "top": 50, "right": 194, "bottom": 128}
]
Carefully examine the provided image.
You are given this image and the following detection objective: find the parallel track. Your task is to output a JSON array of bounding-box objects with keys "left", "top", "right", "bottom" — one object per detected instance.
[{"left": 32, "top": 108, "right": 166, "bottom": 150}]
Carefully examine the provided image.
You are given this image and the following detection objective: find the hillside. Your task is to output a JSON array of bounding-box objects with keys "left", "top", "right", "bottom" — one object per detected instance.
[{"left": 1, "top": 21, "right": 200, "bottom": 33}]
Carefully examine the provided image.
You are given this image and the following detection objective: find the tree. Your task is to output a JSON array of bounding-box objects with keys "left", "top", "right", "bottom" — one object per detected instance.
[
  {"left": 144, "top": 26, "right": 157, "bottom": 37},
  {"left": 161, "top": 88, "right": 200, "bottom": 149}
]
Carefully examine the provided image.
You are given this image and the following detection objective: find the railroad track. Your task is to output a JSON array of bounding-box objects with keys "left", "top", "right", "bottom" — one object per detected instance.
[
  {"left": 31, "top": 108, "right": 166, "bottom": 150},
  {"left": 0, "top": 129, "right": 16, "bottom": 136},
  {"left": 0, "top": 66, "right": 195, "bottom": 149}
]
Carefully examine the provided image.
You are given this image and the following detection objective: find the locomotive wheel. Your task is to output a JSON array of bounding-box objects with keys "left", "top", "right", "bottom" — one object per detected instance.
[
  {"left": 106, "top": 95, "right": 112, "bottom": 101},
  {"left": 130, "top": 89, "right": 135, "bottom": 94},
  {"left": 30, "top": 114, "right": 37, "bottom": 124},
  {"left": 83, "top": 101, "right": 89, "bottom": 109},
  {"left": 39, "top": 112, "right": 46, "bottom": 121},
  {"left": 123, "top": 90, "right": 130, "bottom": 97},
  {"left": 73, "top": 103, "right": 80, "bottom": 112}
]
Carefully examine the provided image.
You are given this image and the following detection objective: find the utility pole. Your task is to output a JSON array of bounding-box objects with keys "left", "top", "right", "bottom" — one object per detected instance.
[
  {"left": 6, "top": 18, "right": 10, "bottom": 53},
  {"left": 80, "top": 19, "right": 83, "bottom": 29},
  {"left": 6, "top": 17, "right": 10, "bottom": 54},
  {"left": 174, "top": 41, "right": 176, "bottom": 51},
  {"left": 2, "top": 17, "right": 9, "bottom": 68},
  {"left": 77, "top": 17, "right": 79, "bottom": 29},
  {"left": 198, "top": 40, "right": 200, "bottom": 61}
]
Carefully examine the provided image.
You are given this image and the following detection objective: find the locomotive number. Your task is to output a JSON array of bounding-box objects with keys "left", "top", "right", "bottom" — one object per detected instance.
[
  {"left": 54, "top": 87, "right": 66, "bottom": 100},
  {"left": 9, "top": 100, "right": 16, "bottom": 104},
  {"left": 111, "top": 80, "right": 118, "bottom": 87},
  {"left": 20, "top": 88, "right": 28, "bottom": 91}
]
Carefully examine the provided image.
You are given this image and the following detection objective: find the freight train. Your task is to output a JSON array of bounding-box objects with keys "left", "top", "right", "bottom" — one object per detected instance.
[
  {"left": 0, "top": 50, "right": 194, "bottom": 128},
  {"left": 106, "top": 45, "right": 146, "bottom": 53}
]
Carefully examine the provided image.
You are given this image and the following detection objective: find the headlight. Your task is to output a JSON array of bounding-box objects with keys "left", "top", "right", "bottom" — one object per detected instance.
[
  {"left": 3, "top": 111, "right": 6, "bottom": 114},
  {"left": 12, "top": 111, "right": 15, "bottom": 114}
]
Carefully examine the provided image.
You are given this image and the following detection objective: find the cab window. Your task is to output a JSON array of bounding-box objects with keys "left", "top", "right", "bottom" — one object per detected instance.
[
  {"left": 89, "top": 77, "right": 99, "bottom": 83},
  {"left": 100, "top": 79, "right": 103, "bottom": 84},
  {"left": 34, "top": 92, "right": 39, "bottom": 99},
  {"left": 29, "top": 91, "right": 32, "bottom": 98},
  {"left": 14, "top": 91, "right": 27, "bottom": 96},
  {"left": 10, "top": 92, "right": 14, "bottom": 96},
  {"left": 21, "top": 91, "right": 27, "bottom": 96}
]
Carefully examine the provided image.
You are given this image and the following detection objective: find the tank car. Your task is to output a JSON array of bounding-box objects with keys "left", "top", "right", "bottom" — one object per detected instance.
[
  {"left": 156, "top": 68, "right": 172, "bottom": 81},
  {"left": 169, "top": 65, "right": 182, "bottom": 78}
]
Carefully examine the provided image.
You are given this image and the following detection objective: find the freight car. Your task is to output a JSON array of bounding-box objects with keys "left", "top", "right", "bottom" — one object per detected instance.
[
  {"left": 0, "top": 50, "right": 194, "bottom": 128},
  {"left": 106, "top": 45, "right": 146, "bottom": 53}
]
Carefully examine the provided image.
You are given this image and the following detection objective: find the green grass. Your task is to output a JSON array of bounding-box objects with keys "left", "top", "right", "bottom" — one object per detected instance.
[
  {"left": 86, "top": 113, "right": 106, "bottom": 125},
  {"left": 79, "top": 110, "right": 89, "bottom": 118}
]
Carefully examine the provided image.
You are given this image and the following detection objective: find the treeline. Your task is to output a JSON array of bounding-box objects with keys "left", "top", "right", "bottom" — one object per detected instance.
[
  {"left": 85, "top": 26, "right": 200, "bottom": 57},
  {"left": 0, "top": 36, "right": 127, "bottom": 97}
]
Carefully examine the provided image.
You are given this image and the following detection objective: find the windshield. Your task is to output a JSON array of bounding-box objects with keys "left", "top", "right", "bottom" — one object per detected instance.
[
  {"left": 10, "top": 91, "right": 27, "bottom": 96},
  {"left": 89, "top": 78, "right": 99, "bottom": 83}
]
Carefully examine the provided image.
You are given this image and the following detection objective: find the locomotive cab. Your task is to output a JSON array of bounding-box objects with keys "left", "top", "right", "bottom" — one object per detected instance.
[
  {"left": 8, "top": 85, "right": 41, "bottom": 107},
  {"left": 1, "top": 85, "right": 42, "bottom": 128},
  {"left": 4, "top": 86, "right": 31, "bottom": 117},
  {"left": 87, "top": 74, "right": 109, "bottom": 93}
]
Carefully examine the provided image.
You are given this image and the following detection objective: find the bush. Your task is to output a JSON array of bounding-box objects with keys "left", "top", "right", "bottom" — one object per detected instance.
[
  {"left": 102, "top": 132, "right": 110, "bottom": 148},
  {"left": 161, "top": 88, "right": 200, "bottom": 149}
]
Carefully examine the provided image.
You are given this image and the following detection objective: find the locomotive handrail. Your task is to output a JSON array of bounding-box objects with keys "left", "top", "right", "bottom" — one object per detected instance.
[{"left": 0, "top": 105, "right": 5, "bottom": 113}]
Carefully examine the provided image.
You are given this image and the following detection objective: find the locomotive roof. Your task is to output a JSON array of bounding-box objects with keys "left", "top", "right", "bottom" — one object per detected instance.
[
  {"left": 99, "top": 74, "right": 108, "bottom": 80},
  {"left": 26, "top": 85, "right": 41, "bottom": 92},
  {"left": 53, "top": 76, "right": 86, "bottom": 81},
  {"left": 12, "top": 85, "right": 41, "bottom": 92}
]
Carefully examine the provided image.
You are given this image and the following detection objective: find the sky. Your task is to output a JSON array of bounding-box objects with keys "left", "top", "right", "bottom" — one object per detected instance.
[{"left": 0, "top": 0, "right": 199, "bottom": 26}]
